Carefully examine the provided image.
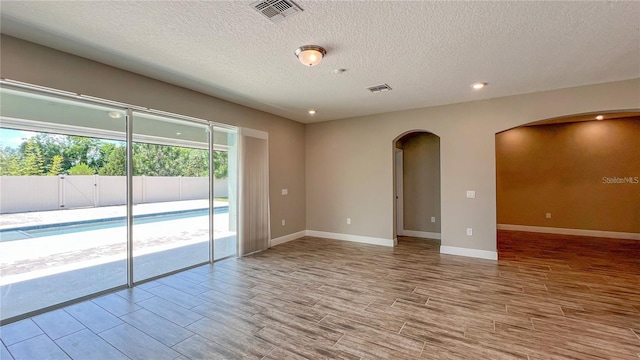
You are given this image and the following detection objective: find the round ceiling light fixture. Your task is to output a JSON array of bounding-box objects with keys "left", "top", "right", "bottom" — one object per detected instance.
[
  {"left": 107, "top": 111, "right": 122, "bottom": 119},
  {"left": 471, "top": 82, "right": 488, "bottom": 90},
  {"left": 595, "top": 115, "right": 604, "bottom": 120},
  {"left": 308, "top": 110, "right": 317, "bottom": 115},
  {"left": 295, "top": 45, "right": 326, "bottom": 67}
]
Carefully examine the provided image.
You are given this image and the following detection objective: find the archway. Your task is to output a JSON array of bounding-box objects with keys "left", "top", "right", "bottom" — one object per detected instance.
[
  {"left": 495, "top": 111, "right": 640, "bottom": 262},
  {"left": 393, "top": 130, "right": 441, "bottom": 242}
]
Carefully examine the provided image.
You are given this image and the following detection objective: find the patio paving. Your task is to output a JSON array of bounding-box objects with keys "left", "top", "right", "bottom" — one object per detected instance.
[{"left": 0, "top": 199, "right": 236, "bottom": 321}]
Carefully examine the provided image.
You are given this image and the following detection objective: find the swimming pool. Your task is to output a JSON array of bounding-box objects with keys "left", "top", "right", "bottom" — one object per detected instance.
[{"left": 0, "top": 206, "right": 228, "bottom": 242}]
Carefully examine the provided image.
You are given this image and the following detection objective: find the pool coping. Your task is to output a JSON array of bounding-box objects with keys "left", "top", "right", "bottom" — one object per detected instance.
[{"left": 0, "top": 205, "right": 228, "bottom": 233}]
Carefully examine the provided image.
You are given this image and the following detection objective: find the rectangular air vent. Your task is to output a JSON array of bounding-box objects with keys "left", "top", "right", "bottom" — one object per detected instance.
[
  {"left": 367, "top": 84, "right": 392, "bottom": 93},
  {"left": 251, "top": 0, "right": 303, "bottom": 23}
]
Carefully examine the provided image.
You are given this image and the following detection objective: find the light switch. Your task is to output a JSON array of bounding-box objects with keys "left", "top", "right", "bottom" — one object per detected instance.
[
  {"left": 281, "top": 189, "right": 288, "bottom": 195},
  {"left": 431, "top": 217, "right": 436, "bottom": 223},
  {"left": 466, "top": 228, "right": 473, "bottom": 236},
  {"left": 466, "top": 191, "right": 476, "bottom": 199}
]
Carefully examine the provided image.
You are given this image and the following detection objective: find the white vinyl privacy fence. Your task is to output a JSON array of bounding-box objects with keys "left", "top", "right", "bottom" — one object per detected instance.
[{"left": 0, "top": 175, "right": 228, "bottom": 213}]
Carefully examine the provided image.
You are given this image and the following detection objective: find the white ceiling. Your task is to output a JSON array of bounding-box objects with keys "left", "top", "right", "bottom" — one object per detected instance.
[{"left": 1, "top": 1, "right": 639, "bottom": 124}]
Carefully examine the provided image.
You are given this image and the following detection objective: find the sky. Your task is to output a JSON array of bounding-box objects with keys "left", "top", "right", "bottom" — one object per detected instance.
[{"left": 0, "top": 128, "right": 37, "bottom": 149}]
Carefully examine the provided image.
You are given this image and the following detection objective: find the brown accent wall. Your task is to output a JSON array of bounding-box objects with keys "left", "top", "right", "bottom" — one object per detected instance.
[
  {"left": 496, "top": 118, "right": 640, "bottom": 233},
  {"left": 398, "top": 133, "right": 441, "bottom": 233}
]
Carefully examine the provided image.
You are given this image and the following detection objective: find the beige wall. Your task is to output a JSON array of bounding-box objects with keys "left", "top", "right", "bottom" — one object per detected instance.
[
  {"left": 0, "top": 35, "right": 305, "bottom": 239},
  {"left": 397, "top": 133, "right": 441, "bottom": 234},
  {"left": 497, "top": 118, "right": 640, "bottom": 233},
  {"left": 306, "top": 79, "right": 640, "bottom": 253}
]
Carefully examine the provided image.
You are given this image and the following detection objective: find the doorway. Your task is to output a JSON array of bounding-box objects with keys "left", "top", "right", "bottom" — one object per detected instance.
[
  {"left": 393, "top": 131, "right": 441, "bottom": 241},
  {"left": 495, "top": 112, "right": 640, "bottom": 264}
]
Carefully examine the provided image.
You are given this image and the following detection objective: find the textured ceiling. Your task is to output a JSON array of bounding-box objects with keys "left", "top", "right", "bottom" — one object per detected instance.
[{"left": 1, "top": 1, "right": 639, "bottom": 124}]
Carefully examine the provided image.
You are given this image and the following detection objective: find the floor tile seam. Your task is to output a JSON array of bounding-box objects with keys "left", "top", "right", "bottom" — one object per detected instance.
[
  {"left": 118, "top": 313, "right": 193, "bottom": 348},
  {"left": 0, "top": 319, "right": 44, "bottom": 346},
  {"left": 337, "top": 331, "right": 423, "bottom": 358},
  {"left": 48, "top": 326, "right": 86, "bottom": 342},
  {"left": 136, "top": 295, "right": 192, "bottom": 325},
  {"left": 90, "top": 298, "right": 139, "bottom": 319},
  {"left": 321, "top": 311, "right": 402, "bottom": 337},
  {"left": 62, "top": 308, "right": 118, "bottom": 334},
  {"left": 146, "top": 289, "right": 210, "bottom": 311},
  {"left": 157, "top": 280, "right": 211, "bottom": 296},
  {"left": 11, "top": 333, "right": 76, "bottom": 359},
  {"left": 55, "top": 329, "right": 132, "bottom": 360},
  {"left": 531, "top": 317, "right": 630, "bottom": 341},
  {"left": 258, "top": 346, "right": 276, "bottom": 360}
]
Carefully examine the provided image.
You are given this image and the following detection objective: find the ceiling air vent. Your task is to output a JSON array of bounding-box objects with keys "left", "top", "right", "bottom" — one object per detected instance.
[
  {"left": 367, "top": 84, "right": 392, "bottom": 93},
  {"left": 251, "top": 0, "right": 303, "bottom": 23}
]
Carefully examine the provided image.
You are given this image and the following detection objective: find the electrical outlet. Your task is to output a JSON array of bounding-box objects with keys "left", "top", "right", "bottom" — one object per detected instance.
[
  {"left": 281, "top": 219, "right": 286, "bottom": 226},
  {"left": 466, "top": 228, "right": 473, "bottom": 236},
  {"left": 281, "top": 189, "right": 288, "bottom": 195},
  {"left": 431, "top": 216, "right": 436, "bottom": 223},
  {"left": 466, "top": 190, "right": 476, "bottom": 199},
  {"left": 546, "top": 213, "right": 551, "bottom": 219},
  {"left": 347, "top": 218, "right": 351, "bottom": 225}
]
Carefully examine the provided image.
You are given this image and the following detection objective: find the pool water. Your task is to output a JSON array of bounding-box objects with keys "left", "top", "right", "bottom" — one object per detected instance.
[{"left": 0, "top": 207, "right": 228, "bottom": 242}]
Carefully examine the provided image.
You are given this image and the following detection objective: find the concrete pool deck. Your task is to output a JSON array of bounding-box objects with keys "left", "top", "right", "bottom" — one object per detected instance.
[{"left": 0, "top": 199, "right": 236, "bottom": 320}]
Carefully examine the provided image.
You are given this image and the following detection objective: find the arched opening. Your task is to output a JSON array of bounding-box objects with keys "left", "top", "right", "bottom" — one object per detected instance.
[
  {"left": 495, "top": 111, "right": 640, "bottom": 266},
  {"left": 393, "top": 130, "right": 441, "bottom": 243}
]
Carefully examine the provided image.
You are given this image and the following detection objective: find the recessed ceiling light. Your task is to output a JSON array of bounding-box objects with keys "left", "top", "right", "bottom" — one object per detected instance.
[
  {"left": 595, "top": 115, "right": 604, "bottom": 120},
  {"left": 176, "top": 132, "right": 182, "bottom": 135},
  {"left": 471, "top": 82, "right": 487, "bottom": 90},
  {"left": 108, "top": 111, "right": 122, "bottom": 119},
  {"left": 308, "top": 110, "right": 317, "bottom": 115}
]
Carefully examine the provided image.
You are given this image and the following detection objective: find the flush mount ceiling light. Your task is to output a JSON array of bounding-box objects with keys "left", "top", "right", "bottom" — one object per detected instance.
[
  {"left": 308, "top": 110, "right": 317, "bottom": 115},
  {"left": 295, "top": 45, "right": 326, "bottom": 67},
  {"left": 595, "top": 115, "right": 604, "bottom": 120},
  {"left": 107, "top": 111, "right": 122, "bottom": 119},
  {"left": 471, "top": 82, "right": 488, "bottom": 90}
]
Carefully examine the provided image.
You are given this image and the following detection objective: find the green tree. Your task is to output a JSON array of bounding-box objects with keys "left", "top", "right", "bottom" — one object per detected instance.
[
  {"left": 99, "top": 145, "right": 126, "bottom": 176},
  {"left": 64, "top": 136, "right": 102, "bottom": 172},
  {"left": 0, "top": 147, "right": 20, "bottom": 175},
  {"left": 22, "top": 140, "right": 45, "bottom": 175},
  {"left": 67, "top": 162, "right": 95, "bottom": 175},
  {"left": 47, "top": 155, "right": 64, "bottom": 176},
  {"left": 213, "top": 150, "right": 228, "bottom": 179},
  {"left": 30, "top": 133, "right": 66, "bottom": 174},
  {"left": 133, "top": 143, "right": 186, "bottom": 176}
]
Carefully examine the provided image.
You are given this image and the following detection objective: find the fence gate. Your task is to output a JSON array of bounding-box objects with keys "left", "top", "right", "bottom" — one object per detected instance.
[{"left": 60, "top": 175, "right": 97, "bottom": 209}]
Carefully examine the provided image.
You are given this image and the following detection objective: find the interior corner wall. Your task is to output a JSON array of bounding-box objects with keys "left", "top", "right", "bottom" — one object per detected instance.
[
  {"left": 496, "top": 118, "right": 640, "bottom": 234},
  {"left": 305, "top": 79, "right": 640, "bottom": 253},
  {"left": 0, "top": 35, "right": 305, "bottom": 240},
  {"left": 398, "top": 133, "right": 441, "bottom": 234}
]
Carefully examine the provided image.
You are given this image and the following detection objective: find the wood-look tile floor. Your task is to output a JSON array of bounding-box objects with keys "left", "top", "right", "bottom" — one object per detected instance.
[{"left": 1, "top": 232, "right": 639, "bottom": 359}]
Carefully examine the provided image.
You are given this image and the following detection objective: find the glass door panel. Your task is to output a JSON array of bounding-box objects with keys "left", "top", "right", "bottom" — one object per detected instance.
[
  {"left": 131, "top": 112, "right": 210, "bottom": 282},
  {"left": 212, "top": 126, "right": 237, "bottom": 260},
  {"left": 0, "top": 87, "right": 127, "bottom": 321}
]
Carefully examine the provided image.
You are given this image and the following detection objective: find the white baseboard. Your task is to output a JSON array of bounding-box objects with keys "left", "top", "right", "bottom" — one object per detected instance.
[
  {"left": 440, "top": 245, "right": 498, "bottom": 260},
  {"left": 399, "top": 230, "right": 441, "bottom": 240},
  {"left": 305, "top": 230, "right": 395, "bottom": 247},
  {"left": 270, "top": 230, "right": 306, "bottom": 247},
  {"left": 497, "top": 224, "right": 640, "bottom": 240}
]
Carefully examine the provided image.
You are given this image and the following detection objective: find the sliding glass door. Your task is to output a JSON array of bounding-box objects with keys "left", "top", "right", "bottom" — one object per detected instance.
[
  {"left": 0, "top": 84, "right": 238, "bottom": 323},
  {"left": 131, "top": 112, "right": 211, "bottom": 282},
  {"left": 0, "top": 88, "right": 128, "bottom": 320}
]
